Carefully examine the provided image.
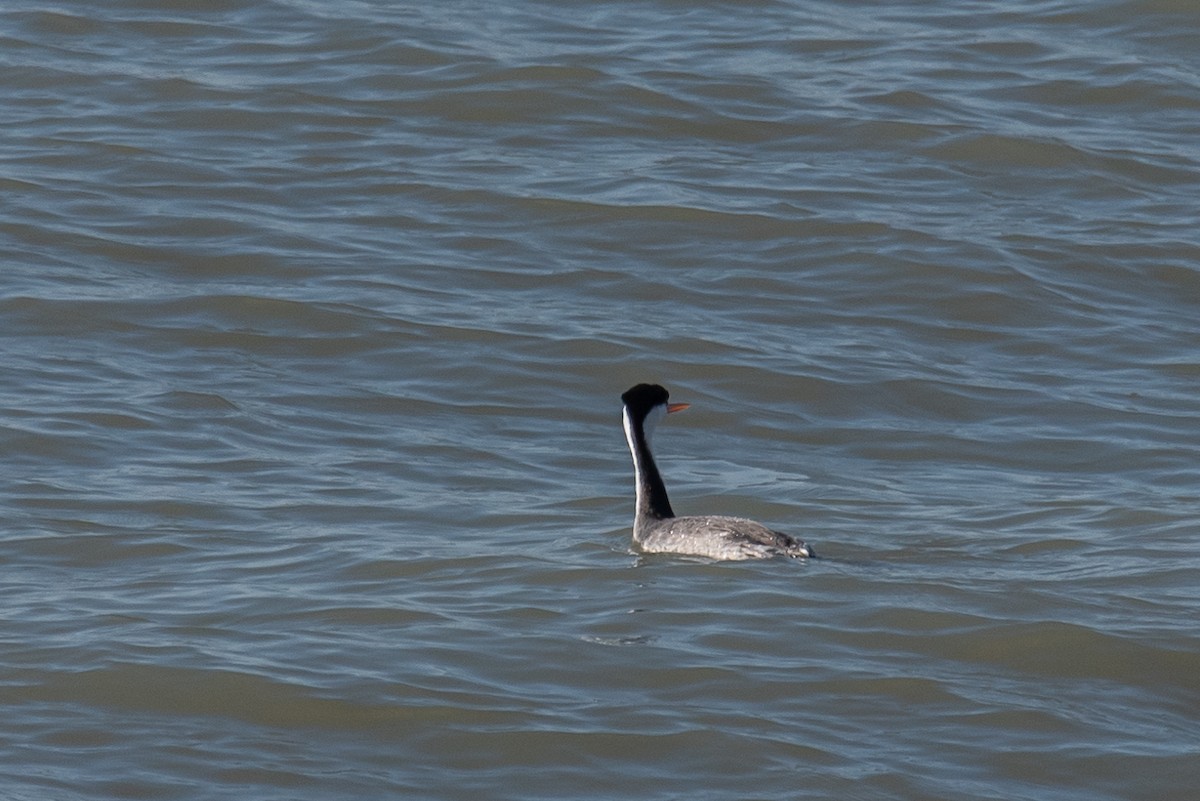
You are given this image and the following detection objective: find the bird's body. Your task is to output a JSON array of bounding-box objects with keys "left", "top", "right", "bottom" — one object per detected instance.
[
  {"left": 620, "top": 383, "right": 813, "bottom": 561},
  {"left": 634, "top": 514, "right": 812, "bottom": 560}
]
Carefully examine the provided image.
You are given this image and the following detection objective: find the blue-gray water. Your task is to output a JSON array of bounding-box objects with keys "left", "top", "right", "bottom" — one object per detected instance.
[{"left": 3, "top": 1, "right": 1199, "bottom": 799}]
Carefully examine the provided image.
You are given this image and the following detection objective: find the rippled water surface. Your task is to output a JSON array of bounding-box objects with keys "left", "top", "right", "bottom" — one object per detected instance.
[{"left": 3, "top": 1, "right": 1199, "bottom": 799}]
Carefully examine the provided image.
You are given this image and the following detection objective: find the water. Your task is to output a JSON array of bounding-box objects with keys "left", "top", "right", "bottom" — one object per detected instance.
[{"left": 3, "top": 1, "right": 1199, "bottom": 798}]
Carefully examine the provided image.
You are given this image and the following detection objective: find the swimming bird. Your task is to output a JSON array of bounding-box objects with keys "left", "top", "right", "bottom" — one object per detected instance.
[{"left": 620, "top": 383, "right": 814, "bottom": 560}]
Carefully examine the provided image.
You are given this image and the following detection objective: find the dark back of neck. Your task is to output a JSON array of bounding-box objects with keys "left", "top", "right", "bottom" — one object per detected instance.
[{"left": 629, "top": 416, "right": 675, "bottom": 520}]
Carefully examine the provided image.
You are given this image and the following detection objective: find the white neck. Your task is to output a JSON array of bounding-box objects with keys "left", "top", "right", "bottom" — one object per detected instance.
[{"left": 622, "top": 404, "right": 673, "bottom": 537}]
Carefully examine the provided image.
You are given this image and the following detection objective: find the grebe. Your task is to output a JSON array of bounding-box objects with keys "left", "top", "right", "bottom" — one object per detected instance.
[{"left": 620, "top": 383, "right": 814, "bottom": 560}]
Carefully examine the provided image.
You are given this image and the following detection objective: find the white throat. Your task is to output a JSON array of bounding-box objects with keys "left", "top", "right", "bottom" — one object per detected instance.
[
  {"left": 622, "top": 404, "right": 665, "bottom": 460},
  {"left": 622, "top": 406, "right": 642, "bottom": 509}
]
